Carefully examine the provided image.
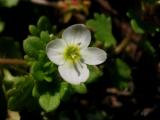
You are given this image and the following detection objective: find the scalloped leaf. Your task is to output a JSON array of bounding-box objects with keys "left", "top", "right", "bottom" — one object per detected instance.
[{"left": 87, "top": 13, "right": 116, "bottom": 48}]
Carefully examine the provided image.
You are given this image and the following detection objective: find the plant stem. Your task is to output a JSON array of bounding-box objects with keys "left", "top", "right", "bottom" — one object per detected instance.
[
  {"left": 31, "top": 0, "right": 58, "bottom": 8},
  {"left": 0, "top": 58, "right": 26, "bottom": 65},
  {"left": 114, "top": 32, "right": 132, "bottom": 54}
]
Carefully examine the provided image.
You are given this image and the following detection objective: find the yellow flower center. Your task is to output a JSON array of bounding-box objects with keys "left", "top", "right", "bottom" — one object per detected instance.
[{"left": 64, "top": 45, "right": 80, "bottom": 62}]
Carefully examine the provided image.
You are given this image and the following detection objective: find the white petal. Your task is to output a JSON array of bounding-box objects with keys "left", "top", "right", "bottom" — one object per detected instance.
[
  {"left": 58, "top": 62, "right": 89, "bottom": 84},
  {"left": 46, "top": 39, "right": 66, "bottom": 65},
  {"left": 62, "top": 24, "right": 91, "bottom": 48},
  {"left": 81, "top": 47, "right": 107, "bottom": 65}
]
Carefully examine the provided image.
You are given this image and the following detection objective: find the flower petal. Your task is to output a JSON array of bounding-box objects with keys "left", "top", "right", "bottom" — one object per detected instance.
[
  {"left": 46, "top": 39, "right": 66, "bottom": 65},
  {"left": 62, "top": 24, "right": 91, "bottom": 48},
  {"left": 81, "top": 47, "right": 107, "bottom": 65},
  {"left": 58, "top": 62, "right": 89, "bottom": 84}
]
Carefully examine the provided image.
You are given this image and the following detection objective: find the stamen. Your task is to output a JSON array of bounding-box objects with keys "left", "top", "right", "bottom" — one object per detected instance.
[{"left": 64, "top": 45, "right": 81, "bottom": 62}]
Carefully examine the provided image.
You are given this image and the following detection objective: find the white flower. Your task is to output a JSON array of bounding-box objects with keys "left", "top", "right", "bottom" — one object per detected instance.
[{"left": 46, "top": 24, "right": 107, "bottom": 84}]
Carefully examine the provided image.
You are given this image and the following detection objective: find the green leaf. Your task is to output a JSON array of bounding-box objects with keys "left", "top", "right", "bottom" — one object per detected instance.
[
  {"left": 110, "top": 58, "right": 132, "bottom": 89},
  {"left": 87, "top": 66, "right": 102, "bottom": 83},
  {"left": 0, "top": 0, "right": 19, "bottom": 7},
  {"left": 59, "top": 82, "right": 69, "bottom": 99},
  {"left": 31, "top": 61, "right": 45, "bottom": 81},
  {"left": 43, "top": 76, "right": 53, "bottom": 82},
  {"left": 118, "top": 81, "right": 129, "bottom": 90},
  {"left": 23, "top": 36, "right": 43, "bottom": 58},
  {"left": 0, "top": 83, "right": 7, "bottom": 120},
  {"left": 39, "top": 92, "right": 60, "bottom": 112},
  {"left": 72, "top": 84, "right": 87, "bottom": 94},
  {"left": 131, "top": 19, "right": 144, "bottom": 34},
  {"left": 140, "top": 40, "right": 155, "bottom": 56},
  {"left": 115, "top": 58, "right": 131, "bottom": 80},
  {"left": 37, "top": 16, "right": 51, "bottom": 31},
  {"left": 30, "top": 61, "right": 54, "bottom": 82},
  {"left": 0, "top": 20, "right": 5, "bottom": 32},
  {"left": 127, "top": 9, "right": 159, "bottom": 34},
  {"left": 33, "top": 71, "right": 46, "bottom": 81},
  {"left": 40, "top": 31, "right": 50, "bottom": 43},
  {"left": 29, "top": 25, "right": 40, "bottom": 36},
  {"left": 30, "top": 61, "right": 42, "bottom": 73},
  {"left": 32, "top": 85, "right": 40, "bottom": 98},
  {"left": 38, "top": 51, "right": 48, "bottom": 62},
  {"left": 8, "top": 76, "right": 35, "bottom": 110},
  {"left": 86, "top": 13, "right": 116, "bottom": 48},
  {"left": 3, "top": 69, "right": 15, "bottom": 82}
]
